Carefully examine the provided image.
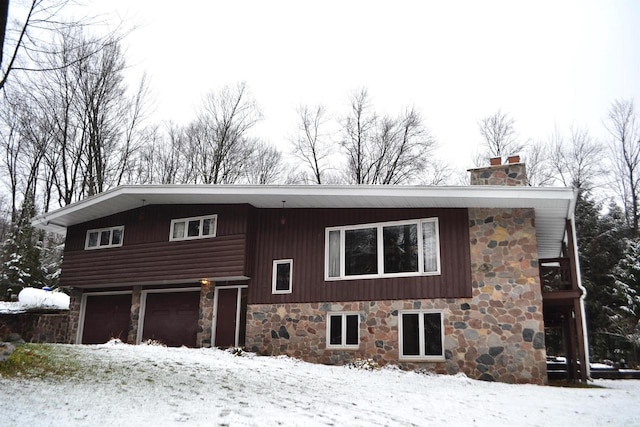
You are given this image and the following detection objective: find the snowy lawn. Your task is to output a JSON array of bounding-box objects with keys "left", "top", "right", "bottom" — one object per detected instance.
[{"left": 0, "top": 343, "right": 638, "bottom": 427}]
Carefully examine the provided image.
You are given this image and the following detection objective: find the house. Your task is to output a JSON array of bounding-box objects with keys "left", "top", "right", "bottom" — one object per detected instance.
[{"left": 32, "top": 157, "right": 589, "bottom": 384}]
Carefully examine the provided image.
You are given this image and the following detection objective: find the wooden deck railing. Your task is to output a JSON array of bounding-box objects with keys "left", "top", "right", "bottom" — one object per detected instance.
[{"left": 539, "top": 257, "right": 574, "bottom": 292}]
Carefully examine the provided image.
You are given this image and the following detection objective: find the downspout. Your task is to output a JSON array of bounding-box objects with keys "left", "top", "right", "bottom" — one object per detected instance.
[{"left": 568, "top": 189, "right": 591, "bottom": 380}]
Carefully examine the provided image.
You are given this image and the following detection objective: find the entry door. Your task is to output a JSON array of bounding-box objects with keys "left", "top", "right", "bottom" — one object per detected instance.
[{"left": 213, "top": 287, "right": 247, "bottom": 347}]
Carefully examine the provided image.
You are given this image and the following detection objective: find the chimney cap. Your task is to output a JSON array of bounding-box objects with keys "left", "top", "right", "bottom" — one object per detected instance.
[
  {"left": 507, "top": 155, "right": 521, "bottom": 164},
  {"left": 490, "top": 157, "right": 502, "bottom": 166}
]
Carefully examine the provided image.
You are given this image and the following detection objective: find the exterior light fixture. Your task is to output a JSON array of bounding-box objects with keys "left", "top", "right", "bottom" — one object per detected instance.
[{"left": 199, "top": 279, "right": 211, "bottom": 286}]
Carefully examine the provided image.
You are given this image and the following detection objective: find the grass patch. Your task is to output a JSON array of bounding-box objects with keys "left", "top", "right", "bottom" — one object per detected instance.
[
  {"left": 548, "top": 379, "right": 604, "bottom": 388},
  {"left": 0, "top": 344, "right": 80, "bottom": 379}
]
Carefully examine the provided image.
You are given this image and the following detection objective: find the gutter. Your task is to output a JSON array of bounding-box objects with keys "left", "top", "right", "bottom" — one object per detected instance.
[{"left": 568, "top": 188, "right": 591, "bottom": 380}]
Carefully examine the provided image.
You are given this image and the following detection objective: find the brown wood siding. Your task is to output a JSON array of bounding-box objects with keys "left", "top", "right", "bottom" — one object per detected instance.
[
  {"left": 248, "top": 208, "right": 472, "bottom": 304},
  {"left": 61, "top": 204, "right": 250, "bottom": 287}
]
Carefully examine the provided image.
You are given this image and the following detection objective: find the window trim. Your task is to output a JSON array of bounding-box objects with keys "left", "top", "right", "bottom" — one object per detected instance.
[
  {"left": 84, "top": 226, "right": 125, "bottom": 250},
  {"left": 169, "top": 214, "right": 218, "bottom": 241},
  {"left": 325, "top": 312, "right": 360, "bottom": 350},
  {"left": 324, "top": 217, "right": 441, "bottom": 281},
  {"left": 271, "top": 259, "right": 293, "bottom": 294},
  {"left": 398, "top": 309, "right": 445, "bottom": 361}
]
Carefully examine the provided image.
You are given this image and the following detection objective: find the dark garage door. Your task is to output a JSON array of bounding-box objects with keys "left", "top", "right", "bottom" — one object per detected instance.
[
  {"left": 82, "top": 293, "right": 132, "bottom": 344},
  {"left": 142, "top": 291, "right": 200, "bottom": 347}
]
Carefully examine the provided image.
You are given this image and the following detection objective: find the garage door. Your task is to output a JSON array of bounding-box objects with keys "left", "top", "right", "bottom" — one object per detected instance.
[
  {"left": 142, "top": 291, "right": 200, "bottom": 347},
  {"left": 82, "top": 293, "right": 132, "bottom": 344}
]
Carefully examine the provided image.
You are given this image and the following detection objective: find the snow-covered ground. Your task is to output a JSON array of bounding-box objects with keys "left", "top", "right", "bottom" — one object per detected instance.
[{"left": 1, "top": 343, "right": 638, "bottom": 427}]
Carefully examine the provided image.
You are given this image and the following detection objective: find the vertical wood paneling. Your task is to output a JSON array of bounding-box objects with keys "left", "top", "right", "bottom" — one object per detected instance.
[{"left": 248, "top": 208, "right": 472, "bottom": 305}]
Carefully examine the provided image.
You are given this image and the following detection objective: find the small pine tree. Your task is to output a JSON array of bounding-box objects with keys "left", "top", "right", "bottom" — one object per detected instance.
[{"left": 0, "top": 196, "right": 45, "bottom": 298}]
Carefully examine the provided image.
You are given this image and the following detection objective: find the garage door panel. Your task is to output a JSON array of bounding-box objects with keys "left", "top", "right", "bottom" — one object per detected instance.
[
  {"left": 142, "top": 291, "right": 200, "bottom": 347},
  {"left": 82, "top": 294, "right": 132, "bottom": 344}
]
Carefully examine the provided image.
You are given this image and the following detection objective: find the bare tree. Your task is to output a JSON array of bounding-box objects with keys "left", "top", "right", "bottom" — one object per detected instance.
[
  {"left": 0, "top": 84, "right": 52, "bottom": 221},
  {"left": 0, "top": 0, "right": 8, "bottom": 66},
  {"left": 32, "top": 29, "right": 149, "bottom": 206},
  {"left": 548, "top": 125, "right": 603, "bottom": 190},
  {"left": 340, "top": 88, "right": 377, "bottom": 184},
  {"left": 372, "top": 106, "right": 437, "bottom": 184},
  {"left": 189, "top": 82, "right": 263, "bottom": 184},
  {"left": 291, "top": 104, "right": 332, "bottom": 184},
  {"left": 339, "top": 88, "right": 437, "bottom": 184},
  {"left": 520, "top": 141, "right": 554, "bottom": 187},
  {"left": 244, "top": 140, "right": 284, "bottom": 184},
  {"left": 1, "top": 0, "right": 126, "bottom": 91},
  {"left": 605, "top": 99, "right": 640, "bottom": 237},
  {"left": 477, "top": 109, "right": 525, "bottom": 163}
]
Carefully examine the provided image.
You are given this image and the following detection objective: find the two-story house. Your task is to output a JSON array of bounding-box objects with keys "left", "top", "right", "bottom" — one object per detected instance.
[{"left": 32, "top": 157, "right": 589, "bottom": 384}]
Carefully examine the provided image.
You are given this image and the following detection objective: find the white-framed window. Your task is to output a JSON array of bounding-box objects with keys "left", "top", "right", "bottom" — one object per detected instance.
[
  {"left": 272, "top": 259, "right": 293, "bottom": 294},
  {"left": 170, "top": 214, "right": 217, "bottom": 241},
  {"left": 85, "top": 226, "right": 124, "bottom": 250},
  {"left": 325, "top": 218, "right": 440, "bottom": 280},
  {"left": 326, "top": 312, "right": 360, "bottom": 349},
  {"left": 398, "top": 310, "right": 444, "bottom": 361}
]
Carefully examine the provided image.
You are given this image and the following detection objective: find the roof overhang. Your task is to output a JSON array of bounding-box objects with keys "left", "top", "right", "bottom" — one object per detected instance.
[{"left": 32, "top": 184, "right": 578, "bottom": 259}]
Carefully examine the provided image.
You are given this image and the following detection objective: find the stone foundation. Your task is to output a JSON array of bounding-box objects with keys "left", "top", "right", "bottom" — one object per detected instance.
[
  {"left": 245, "top": 207, "right": 547, "bottom": 384},
  {"left": 197, "top": 284, "right": 214, "bottom": 347},
  {"left": 67, "top": 288, "right": 82, "bottom": 344},
  {"left": 0, "top": 312, "right": 70, "bottom": 343}
]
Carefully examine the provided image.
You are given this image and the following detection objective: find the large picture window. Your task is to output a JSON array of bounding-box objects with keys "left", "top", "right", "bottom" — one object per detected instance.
[
  {"left": 170, "top": 214, "right": 217, "bottom": 241},
  {"left": 85, "top": 226, "right": 124, "bottom": 250},
  {"left": 325, "top": 218, "right": 440, "bottom": 280},
  {"left": 399, "top": 311, "right": 444, "bottom": 360},
  {"left": 326, "top": 313, "right": 360, "bottom": 349}
]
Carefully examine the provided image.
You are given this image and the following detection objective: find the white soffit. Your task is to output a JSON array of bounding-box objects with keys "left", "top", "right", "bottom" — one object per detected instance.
[{"left": 32, "top": 184, "right": 577, "bottom": 258}]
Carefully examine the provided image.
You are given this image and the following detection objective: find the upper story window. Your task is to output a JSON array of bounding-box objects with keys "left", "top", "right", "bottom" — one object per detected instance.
[
  {"left": 325, "top": 218, "right": 440, "bottom": 280},
  {"left": 85, "top": 226, "right": 124, "bottom": 250},
  {"left": 170, "top": 214, "right": 217, "bottom": 241}
]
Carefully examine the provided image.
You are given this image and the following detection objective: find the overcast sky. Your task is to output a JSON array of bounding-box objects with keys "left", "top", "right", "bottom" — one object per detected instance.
[{"left": 85, "top": 0, "right": 640, "bottom": 172}]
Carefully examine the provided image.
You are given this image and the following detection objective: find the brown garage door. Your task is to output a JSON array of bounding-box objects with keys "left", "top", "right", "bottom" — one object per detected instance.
[
  {"left": 142, "top": 291, "right": 200, "bottom": 347},
  {"left": 82, "top": 293, "right": 132, "bottom": 344}
]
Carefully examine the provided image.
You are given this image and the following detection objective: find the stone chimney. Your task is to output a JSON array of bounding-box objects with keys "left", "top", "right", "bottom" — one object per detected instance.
[{"left": 468, "top": 155, "right": 527, "bottom": 186}]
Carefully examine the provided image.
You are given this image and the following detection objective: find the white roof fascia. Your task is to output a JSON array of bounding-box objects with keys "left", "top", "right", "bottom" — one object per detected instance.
[{"left": 32, "top": 184, "right": 577, "bottom": 234}]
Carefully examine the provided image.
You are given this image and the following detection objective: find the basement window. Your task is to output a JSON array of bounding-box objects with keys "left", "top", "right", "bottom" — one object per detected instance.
[
  {"left": 398, "top": 310, "right": 444, "bottom": 361},
  {"left": 326, "top": 312, "right": 360, "bottom": 349}
]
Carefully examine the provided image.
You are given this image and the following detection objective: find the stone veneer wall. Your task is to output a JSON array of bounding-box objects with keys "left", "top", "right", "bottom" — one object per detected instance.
[
  {"left": 67, "top": 288, "right": 82, "bottom": 344},
  {"left": 244, "top": 207, "right": 548, "bottom": 384},
  {"left": 0, "top": 312, "right": 70, "bottom": 343},
  {"left": 197, "top": 284, "right": 214, "bottom": 347},
  {"left": 469, "top": 163, "right": 527, "bottom": 186},
  {"left": 127, "top": 287, "right": 141, "bottom": 344}
]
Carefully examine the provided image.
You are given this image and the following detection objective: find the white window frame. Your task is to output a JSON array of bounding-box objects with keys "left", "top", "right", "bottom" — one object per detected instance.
[
  {"left": 85, "top": 226, "right": 125, "bottom": 250},
  {"left": 169, "top": 214, "right": 217, "bottom": 241},
  {"left": 398, "top": 310, "right": 445, "bottom": 361},
  {"left": 272, "top": 259, "right": 293, "bottom": 294},
  {"left": 326, "top": 312, "right": 360, "bottom": 349},
  {"left": 324, "top": 217, "right": 440, "bottom": 281}
]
